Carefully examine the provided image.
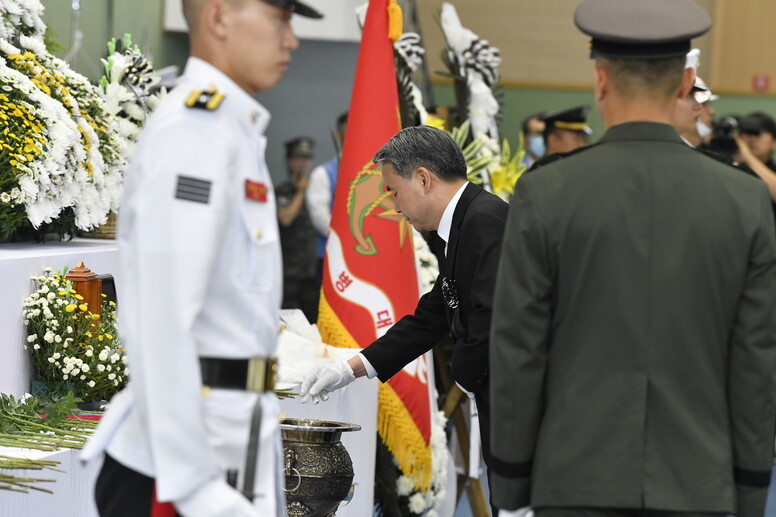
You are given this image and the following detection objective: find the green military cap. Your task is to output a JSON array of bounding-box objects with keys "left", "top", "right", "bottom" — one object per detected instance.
[
  {"left": 542, "top": 105, "right": 592, "bottom": 135},
  {"left": 574, "top": 0, "right": 711, "bottom": 60},
  {"left": 263, "top": 0, "right": 322, "bottom": 19},
  {"left": 285, "top": 137, "right": 315, "bottom": 158}
]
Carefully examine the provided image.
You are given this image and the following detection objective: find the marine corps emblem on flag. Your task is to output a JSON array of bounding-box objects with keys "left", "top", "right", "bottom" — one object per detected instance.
[{"left": 347, "top": 161, "right": 413, "bottom": 256}]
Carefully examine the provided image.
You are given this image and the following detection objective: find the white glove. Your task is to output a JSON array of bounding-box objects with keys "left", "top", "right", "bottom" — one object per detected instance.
[
  {"left": 299, "top": 359, "right": 356, "bottom": 404},
  {"left": 175, "top": 477, "right": 258, "bottom": 517},
  {"left": 499, "top": 507, "right": 533, "bottom": 517}
]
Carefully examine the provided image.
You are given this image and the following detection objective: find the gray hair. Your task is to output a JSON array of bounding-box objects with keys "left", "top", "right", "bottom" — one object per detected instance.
[{"left": 372, "top": 126, "right": 467, "bottom": 182}]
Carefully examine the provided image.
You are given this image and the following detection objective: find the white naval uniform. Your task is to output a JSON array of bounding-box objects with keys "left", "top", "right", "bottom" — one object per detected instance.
[{"left": 82, "top": 57, "right": 285, "bottom": 516}]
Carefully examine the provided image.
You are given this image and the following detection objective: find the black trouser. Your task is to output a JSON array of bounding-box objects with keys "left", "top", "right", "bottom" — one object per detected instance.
[
  {"left": 95, "top": 454, "right": 181, "bottom": 517},
  {"left": 536, "top": 508, "right": 727, "bottom": 517}
]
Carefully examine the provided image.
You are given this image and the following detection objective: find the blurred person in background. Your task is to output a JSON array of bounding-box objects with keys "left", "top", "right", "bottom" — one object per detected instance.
[
  {"left": 541, "top": 105, "right": 592, "bottom": 156},
  {"left": 277, "top": 137, "right": 317, "bottom": 323}
]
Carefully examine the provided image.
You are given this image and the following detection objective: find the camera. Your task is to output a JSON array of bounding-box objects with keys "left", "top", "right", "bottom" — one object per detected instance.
[{"left": 708, "top": 116, "right": 739, "bottom": 158}]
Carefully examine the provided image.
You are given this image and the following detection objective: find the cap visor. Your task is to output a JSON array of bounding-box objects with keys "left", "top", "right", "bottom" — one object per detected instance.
[{"left": 292, "top": 1, "right": 323, "bottom": 18}]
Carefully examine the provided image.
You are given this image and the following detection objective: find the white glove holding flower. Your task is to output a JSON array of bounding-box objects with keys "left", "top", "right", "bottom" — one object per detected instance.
[
  {"left": 175, "top": 477, "right": 258, "bottom": 517},
  {"left": 299, "top": 359, "right": 356, "bottom": 404}
]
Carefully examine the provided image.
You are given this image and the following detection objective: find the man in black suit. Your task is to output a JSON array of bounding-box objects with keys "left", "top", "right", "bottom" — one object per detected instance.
[{"left": 300, "top": 125, "right": 508, "bottom": 514}]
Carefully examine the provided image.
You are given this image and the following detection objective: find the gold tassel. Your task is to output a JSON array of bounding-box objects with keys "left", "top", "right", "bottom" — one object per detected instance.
[
  {"left": 318, "top": 296, "right": 433, "bottom": 490},
  {"left": 378, "top": 383, "right": 433, "bottom": 490},
  {"left": 388, "top": 0, "right": 403, "bottom": 43}
]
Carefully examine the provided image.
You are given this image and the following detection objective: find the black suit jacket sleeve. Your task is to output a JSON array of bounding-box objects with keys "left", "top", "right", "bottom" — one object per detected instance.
[{"left": 361, "top": 275, "right": 450, "bottom": 382}]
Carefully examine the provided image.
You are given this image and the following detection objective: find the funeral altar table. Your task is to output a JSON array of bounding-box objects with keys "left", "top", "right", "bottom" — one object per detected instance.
[
  {"left": 0, "top": 239, "right": 378, "bottom": 516},
  {"left": 0, "top": 238, "right": 121, "bottom": 398},
  {"left": 0, "top": 382, "right": 377, "bottom": 517}
]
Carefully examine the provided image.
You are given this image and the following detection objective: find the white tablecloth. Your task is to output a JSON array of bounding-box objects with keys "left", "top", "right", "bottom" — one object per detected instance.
[
  {"left": 0, "top": 446, "right": 100, "bottom": 517},
  {"left": 0, "top": 239, "right": 120, "bottom": 398}
]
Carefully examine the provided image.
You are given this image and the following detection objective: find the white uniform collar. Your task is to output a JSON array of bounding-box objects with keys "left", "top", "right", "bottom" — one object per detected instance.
[
  {"left": 437, "top": 182, "right": 469, "bottom": 252},
  {"left": 182, "top": 57, "right": 271, "bottom": 134}
]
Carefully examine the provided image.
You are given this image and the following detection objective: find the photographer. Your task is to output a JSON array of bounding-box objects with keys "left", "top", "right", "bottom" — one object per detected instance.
[
  {"left": 734, "top": 112, "right": 776, "bottom": 202},
  {"left": 277, "top": 137, "right": 318, "bottom": 323}
]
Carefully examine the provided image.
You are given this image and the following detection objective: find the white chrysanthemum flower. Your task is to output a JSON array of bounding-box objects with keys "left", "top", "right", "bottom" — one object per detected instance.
[
  {"left": 26, "top": 335, "right": 37, "bottom": 343},
  {"left": 97, "top": 364, "right": 105, "bottom": 372},
  {"left": 33, "top": 344, "right": 40, "bottom": 350},
  {"left": 81, "top": 364, "right": 90, "bottom": 372},
  {"left": 88, "top": 380, "right": 95, "bottom": 388},
  {"left": 108, "top": 373, "right": 116, "bottom": 380},
  {"left": 396, "top": 475, "right": 415, "bottom": 497},
  {"left": 110, "top": 353, "right": 120, "bottom": 363},
  {"left": 98, "top": 350, "right": 109, "bottom": 361},
  {"left": 0, "top": 192, "right": 10, "bottom": 203},
  {"left": 43, "top": 331, "right": 55, "bottom": 343},
  {"left": 407, "top": 492, "right": 426, "bottom": 514}
]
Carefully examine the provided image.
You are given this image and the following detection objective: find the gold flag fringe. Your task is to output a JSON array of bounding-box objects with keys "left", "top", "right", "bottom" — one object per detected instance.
[
  {"left": 377, "top": 382, "right": 433, "bottom": 490},
  {"left": 317, "top": 294, "right": 433, "bottom": 490}
]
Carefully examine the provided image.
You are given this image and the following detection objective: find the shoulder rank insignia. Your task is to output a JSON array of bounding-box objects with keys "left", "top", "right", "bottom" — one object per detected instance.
[{"left": 185, "top": 85, "right": 224, "bottom": 111}]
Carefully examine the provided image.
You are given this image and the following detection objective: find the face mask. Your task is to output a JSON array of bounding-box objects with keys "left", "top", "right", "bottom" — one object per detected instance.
[
  {"left": 527, "top": 135, "right": 545, "bottom": 158},
  {"left": 696, "top": 119, "right": 712, "bottom": 139}
]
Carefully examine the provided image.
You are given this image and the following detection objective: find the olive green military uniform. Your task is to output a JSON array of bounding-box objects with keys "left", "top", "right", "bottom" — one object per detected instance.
[{"left": 489, "top": 121, "right": 776, "bottom": 517}]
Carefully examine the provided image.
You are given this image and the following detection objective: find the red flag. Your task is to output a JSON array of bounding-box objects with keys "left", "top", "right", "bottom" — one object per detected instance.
[{"left": 317, "top": 0, "right": 433, "bottom": 489}]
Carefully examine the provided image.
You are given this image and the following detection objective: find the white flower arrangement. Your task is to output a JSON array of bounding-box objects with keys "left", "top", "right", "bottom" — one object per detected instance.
[
  {"left": 23, "top": 267, "right": 127, "bottom": 401},
  {"left": 0, "top": 51, "right": 86, "bottom": 235},
  {"left": 0, "top": 37, "right": 113, "bottom": 235},
  {"left": 99, "top": 34, "right": 165, "bottom": 156},
  {"left": 392, "top": 407, "right": 451, "bottom": 515},
  {"left": 413, "top": 228, "right": 439, "bottom": 295},
  {"left": 0, "top": 20, "right": 162, "bottom": 239},
  {"left": 0, "top": 0, "right": 46, "bottom": 42}
]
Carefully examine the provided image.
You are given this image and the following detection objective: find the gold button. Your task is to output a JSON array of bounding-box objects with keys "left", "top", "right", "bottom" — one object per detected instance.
[
  {"left": 255, "top": 230, "right": 263, "bottom": 239},
  {"left": 251, "top": 112, "right": 259, "bottom": 124}
]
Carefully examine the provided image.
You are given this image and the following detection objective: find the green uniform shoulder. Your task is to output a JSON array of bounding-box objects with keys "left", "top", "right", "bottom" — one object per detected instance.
[
  {"left": 526, "top": 143, "right": 600, "bottom": 175},
  {"left": 692, "top": 146, "right": 758, "bottom": 178}
]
